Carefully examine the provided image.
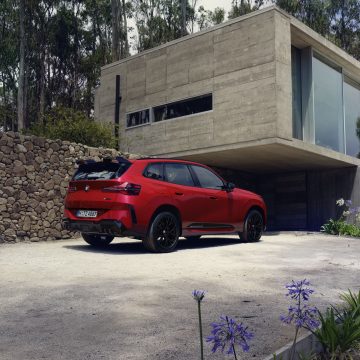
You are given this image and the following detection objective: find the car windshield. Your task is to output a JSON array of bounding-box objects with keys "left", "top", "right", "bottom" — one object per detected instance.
[{"left": 73, "top": 162, "right": 131, "bottom": 181}]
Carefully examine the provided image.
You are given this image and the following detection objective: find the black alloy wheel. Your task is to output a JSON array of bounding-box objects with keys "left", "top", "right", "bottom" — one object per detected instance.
[
  {"left": 82, "top": 233, "right": 114, "bottom": 247},
  {"left": 239, "top": 210, "right": 263, "bottom": 242},
  {"left": 143, "top": 212, "right": 180, "bottom": 253}
]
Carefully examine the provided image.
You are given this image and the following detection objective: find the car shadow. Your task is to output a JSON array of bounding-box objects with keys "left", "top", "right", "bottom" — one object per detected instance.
[{"left": 63, "top": 236, "right": 254, "bottom": 255}]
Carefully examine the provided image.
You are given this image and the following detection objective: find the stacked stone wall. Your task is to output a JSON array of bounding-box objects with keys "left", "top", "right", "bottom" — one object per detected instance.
[{"left": 0, "top": 131, "right": 136, "bottom": 243}]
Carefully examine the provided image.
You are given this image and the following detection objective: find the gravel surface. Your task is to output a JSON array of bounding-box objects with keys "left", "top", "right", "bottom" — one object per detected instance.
[{"left": 1, "top": 233, "right": 360, "bottom": 360}]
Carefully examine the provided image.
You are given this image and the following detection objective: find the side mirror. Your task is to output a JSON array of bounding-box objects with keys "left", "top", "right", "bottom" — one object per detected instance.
[{"left": 224, "top": 182, "right": 235, "bottom": 192}]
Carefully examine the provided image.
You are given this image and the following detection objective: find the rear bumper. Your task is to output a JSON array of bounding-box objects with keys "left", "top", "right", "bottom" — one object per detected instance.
[{"left": 62, "top": 218, "right": 124, "bottom": 236}]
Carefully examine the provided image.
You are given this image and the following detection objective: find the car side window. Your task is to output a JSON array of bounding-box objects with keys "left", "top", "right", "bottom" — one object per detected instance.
[
  {"left": 144, "top": 163, "right": 163, "bottom": 180},
  {"left": 164, "top": 163, "right": 195, "bottom": 187},
  {"left": 191, "top": 166, "right": 224, "bottom": 190}
]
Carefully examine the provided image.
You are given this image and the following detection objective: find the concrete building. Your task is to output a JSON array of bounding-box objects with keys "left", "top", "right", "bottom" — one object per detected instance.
[{"left": 94, "top": 6, "right": 360, "bottom": 231}]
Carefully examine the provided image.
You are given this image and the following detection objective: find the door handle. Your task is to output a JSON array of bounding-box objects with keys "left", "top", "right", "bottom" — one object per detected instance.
[
  {"left": 209, "top": 196, "right": 217, "bottom": 200},
  {"left": 175, "top": 192, "right": 183, "bottom": 196}
]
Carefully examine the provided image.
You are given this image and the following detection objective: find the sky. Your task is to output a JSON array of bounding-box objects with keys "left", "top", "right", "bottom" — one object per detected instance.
[{"left": 197, "top": 0, "right": 233, "bottom": 14}]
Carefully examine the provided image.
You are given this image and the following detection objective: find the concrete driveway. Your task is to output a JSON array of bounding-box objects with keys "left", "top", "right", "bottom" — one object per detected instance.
[{"left": 1, "top": 233, "right": 359, "bottom": 360}]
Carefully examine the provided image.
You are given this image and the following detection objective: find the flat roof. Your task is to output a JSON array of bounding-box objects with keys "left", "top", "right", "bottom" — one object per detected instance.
[{"left": 154, "top": 138, "right": 360, "bottom": 174}]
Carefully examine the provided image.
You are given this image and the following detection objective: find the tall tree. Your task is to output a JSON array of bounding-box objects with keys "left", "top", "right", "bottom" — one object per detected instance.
[
  {"left": 17, "top": 0, "right": 25, "bottom": 130},
  {"left": 228, "top": 0, "right": 264, "bottom": 19}
]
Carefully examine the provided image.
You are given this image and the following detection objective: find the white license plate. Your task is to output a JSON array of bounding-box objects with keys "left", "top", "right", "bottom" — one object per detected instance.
[{"left": 76, "top": 210, "right": 98, "bottom": 218}]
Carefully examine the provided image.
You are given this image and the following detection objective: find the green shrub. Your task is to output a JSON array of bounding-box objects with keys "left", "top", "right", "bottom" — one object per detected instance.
[
  {"left": 321, "top": 219, "right": 344, "bottom": 235},
  {"left": 340, "top": 290, "right": 360, "bottom": 318},
  {"left": 314, "top": 306, "right": 360, "bottom": 360},
  {"left": 27, "top": 107, "right": 117, "bottom": 148},
  {"left": 338, "top": 222, "right": 360, "bottom": 237}
]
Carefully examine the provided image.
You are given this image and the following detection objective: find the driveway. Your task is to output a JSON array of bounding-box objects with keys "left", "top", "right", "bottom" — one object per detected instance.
[{"left": 1, "top": 233, "right": 359, "bottom": 360}]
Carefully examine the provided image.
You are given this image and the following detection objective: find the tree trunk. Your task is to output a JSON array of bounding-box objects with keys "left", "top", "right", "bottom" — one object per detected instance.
[
  {"left": 122, "top": 0, "right": 129, "bottom": 57},
  {"left": 181, "top": 0, "right": 187, "bottom": 36},
  {"left": 111, "top": 0, "right": 120, "bottom": 61},
  {"left": 17, "top": 0, "right": 25, "bottom": 131}
]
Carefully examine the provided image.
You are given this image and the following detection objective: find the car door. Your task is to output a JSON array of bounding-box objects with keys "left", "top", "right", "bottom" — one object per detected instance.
[
  {"left": 189, "top": 165, "right": 235, "bottom": 229},
  {"left": 163, "top": 163, "right": 206, "bottom": 228}
]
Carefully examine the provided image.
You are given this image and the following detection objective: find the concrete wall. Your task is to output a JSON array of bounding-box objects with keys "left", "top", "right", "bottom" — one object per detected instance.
[
  {"left": 0, "top": 131, "right": 135, "bottom": 243},
  {"left": 96, "top": 8, "right": 294, "bottom": 156}
]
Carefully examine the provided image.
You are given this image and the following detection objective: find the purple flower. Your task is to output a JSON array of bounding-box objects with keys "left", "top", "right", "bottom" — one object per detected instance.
[
  {"left": 206, "top": 315, "right": 254, "bottom": 355},
  {"left": 345, "top": 199, "right": 352, "bottom": 207},
  {"left": 280, "top": 304, "right": 319, "bottom": 330},
  {"left": 285, "top": 279, "right": 314, "bottom": 301},
  {"left": 281, "top": 279, "right": 319, "bottom": 331},
  {"left": 192, "top": 290, "right": 206, "bottom": 302}
]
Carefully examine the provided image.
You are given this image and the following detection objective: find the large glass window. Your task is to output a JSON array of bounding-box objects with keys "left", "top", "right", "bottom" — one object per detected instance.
[
  {"left": 312, "top": 57, "right": 344, "bottom": 152},
  {"left": 291, "top": 47, "right": 303, "bottom": 140},
  {"left": 153, "top": 94, "right": 212, "bottom": 122},
  {"left": 344, "top": 80, "right": 360, "bottom": 157}
]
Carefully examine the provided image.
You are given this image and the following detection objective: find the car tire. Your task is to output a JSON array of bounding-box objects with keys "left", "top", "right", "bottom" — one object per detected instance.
[
  {"left": 82, "top": 233, "right": 114, "bottom": 247},
  {"left": 143, "top": 212, "right": 180, "bottom": 253},
  {"left": 239, "top": 210, "right": 263, "bottom": 242},
  {"left": 185, "top": 236, "right": 201, "bottom": 241}
]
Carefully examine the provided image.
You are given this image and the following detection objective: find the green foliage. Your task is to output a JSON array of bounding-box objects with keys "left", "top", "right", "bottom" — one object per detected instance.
[
  {"left": 321, "top": 219, "right": 344, "bottom": 235},
  {"left": 340, "top": 290, "right": 360, "bottom": 318},
  {"left": 228, "top": 0, "right": 264, "bottom": 19},
  {"left": 197, "top": 6, "right": 225, "bottom": 30},
  {"left": 338, "top": 222, "right": 360, "bottom": 237},
  {"left": 26, "top": 107, "right": 117, "bottom": 148},
  {"left": 315, "top": 304, "right": 360, "bottom": 359}
]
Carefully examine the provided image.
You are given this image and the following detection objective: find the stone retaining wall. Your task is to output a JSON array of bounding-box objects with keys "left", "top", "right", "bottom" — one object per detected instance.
[{"left": 0, "top": 131, "right": 137, "bottom": 243}]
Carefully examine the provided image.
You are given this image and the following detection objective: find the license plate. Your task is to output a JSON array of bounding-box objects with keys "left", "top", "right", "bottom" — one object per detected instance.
[{"left": 76, "top": 210, "right": 98, "bottom": 218}]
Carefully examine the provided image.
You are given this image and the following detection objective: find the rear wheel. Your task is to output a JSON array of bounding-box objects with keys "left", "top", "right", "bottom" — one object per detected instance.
[
  {"left": 239, "top": 210, "right": 263, "bottom": 242},
  {"left": 143, "top": 212, "right": 180, "bottom": 253},
  {"left": 82, "top": 233, "right": 114, "bottom": 247},
  {"left": 185, "top": 236, "right": 201, "bottom": 241}
]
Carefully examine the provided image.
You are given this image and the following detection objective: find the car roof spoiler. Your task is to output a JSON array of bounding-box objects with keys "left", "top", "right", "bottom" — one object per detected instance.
[{"left": 75, "top": 157, "right": 130, "bottom": 165}]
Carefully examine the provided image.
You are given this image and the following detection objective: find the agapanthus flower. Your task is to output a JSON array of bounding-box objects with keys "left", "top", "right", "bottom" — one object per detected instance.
[
  {"left": 192, "top": 290, "right": 206, "bottom": 302},
  {"left": 345, "top": 199, "right": 352, "bottom": 207},
  {"left": 280, "top": 304, "right": 319, "bottom": 330},
  {"left": 285, "top": 279, "right": 314, "bottom": 301},
  {"left": 206, "top": 315, "right": 254, "bottom": 355},
  {"left": 336, "top": 198, "right": 345, "bottom": 206}
]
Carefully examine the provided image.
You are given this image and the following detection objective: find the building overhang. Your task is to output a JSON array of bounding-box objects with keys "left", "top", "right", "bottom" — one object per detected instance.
[
  {"left": 291, "top": 19, "right": 360, "bottom": 85},
  {"left": 158, "top": 138, "right": 360, "bottom": 174}
]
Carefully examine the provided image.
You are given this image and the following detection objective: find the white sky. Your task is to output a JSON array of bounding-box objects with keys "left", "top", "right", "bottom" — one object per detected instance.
[{"left": 197, "top": 0, "right": 233, "bottom": 14}]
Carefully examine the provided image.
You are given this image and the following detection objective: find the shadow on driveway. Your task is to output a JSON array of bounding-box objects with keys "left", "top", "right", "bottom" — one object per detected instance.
[{"left": 63, "top": 236, "right": 258, "bottom": 255}]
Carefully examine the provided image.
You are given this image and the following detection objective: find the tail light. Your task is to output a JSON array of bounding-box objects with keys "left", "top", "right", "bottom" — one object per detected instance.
[
  {"left": 102, "top": 182, "right": 141, "bottom": 195},
  {"left": 68, "top": 185, "right": 77, "bottom": 192}
]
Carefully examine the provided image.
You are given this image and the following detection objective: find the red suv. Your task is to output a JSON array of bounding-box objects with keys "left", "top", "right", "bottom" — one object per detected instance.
[{"left": 63, "top": 157, "right": 266, "bottom": 252}]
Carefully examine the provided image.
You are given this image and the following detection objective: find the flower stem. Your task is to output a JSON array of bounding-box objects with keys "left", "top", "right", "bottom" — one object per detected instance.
[
  {"left": 290, "top": 327, "right": 299, "bottom": 360},
  {"left": 197, "top": 301, "right": 204, "bottom": 360},
  {"left": 232, "top": 344, "right": 238, "bottom": 360}
]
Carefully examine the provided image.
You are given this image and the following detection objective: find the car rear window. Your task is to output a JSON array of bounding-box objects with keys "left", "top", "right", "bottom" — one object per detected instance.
[{"left": 73, "top": 162, "right": 131, "bottom": 181}]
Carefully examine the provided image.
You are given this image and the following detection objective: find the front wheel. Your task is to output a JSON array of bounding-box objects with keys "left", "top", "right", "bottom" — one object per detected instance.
[
  {"left": 239, "top": 210, "right": 263, "bottom": 242},
  {"left": 143, "top": 212, "right": 180, "bottom": 253},
  {"left": 82, "top": 233, "right": 114, "bottom": 247}
]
